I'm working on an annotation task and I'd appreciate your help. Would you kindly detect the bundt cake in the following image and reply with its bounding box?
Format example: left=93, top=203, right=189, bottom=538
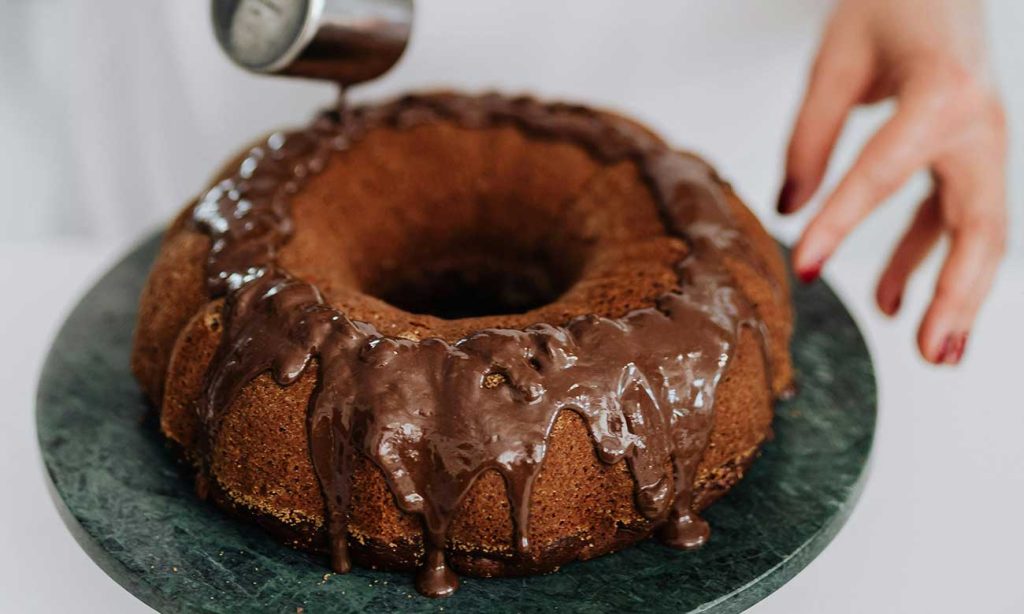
left=131, top=92, right=794, bottom=598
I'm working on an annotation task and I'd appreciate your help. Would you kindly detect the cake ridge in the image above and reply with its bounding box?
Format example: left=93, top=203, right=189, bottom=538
left=172, top=92, right=786, bottom=598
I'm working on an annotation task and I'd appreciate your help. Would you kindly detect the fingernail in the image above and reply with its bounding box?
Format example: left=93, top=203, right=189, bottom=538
left=937, top=332, right=969, bottom=365
left=885, top=292, right=902, bottom=316
left=950, top=332, right=969, bottom=364
left=797, top=258, right=824, bottom=284
left=936, top=335, right=954, bottom=364
left=776, top=179, right=798, bottom=214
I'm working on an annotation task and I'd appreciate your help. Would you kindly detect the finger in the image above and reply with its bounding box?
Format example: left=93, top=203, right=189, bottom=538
left=875, top=190, right=944, bottom=315
left=777, top=40, right=870, bottom=215
left=792, top=87, right=944, bottom=281
left=917, top=220, right=1004, bottom=364
left=917, top=152, right=1007, bottom=364
left=917, top=211, right=1006, bottom=366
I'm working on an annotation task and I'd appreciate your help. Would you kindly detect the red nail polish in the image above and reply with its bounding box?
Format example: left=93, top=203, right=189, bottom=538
left=936, top=335, right=954, bottom=364
left=776, top=179, right=798, bottom=214
left=949, top=332, right=969, bottom=364
left=889, top=293, right=902, bottom=315
left=937, top=332, right=969, bottom=365
left=797, top=260, right=823, bottom=284
left=882, top=292, right=902, bottom=316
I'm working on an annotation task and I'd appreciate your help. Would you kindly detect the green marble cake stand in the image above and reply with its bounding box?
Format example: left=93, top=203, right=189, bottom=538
left=37, top=234, right=876, bottom=614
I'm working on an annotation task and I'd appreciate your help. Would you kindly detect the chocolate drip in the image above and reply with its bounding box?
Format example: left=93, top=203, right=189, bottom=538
left=191, top=93, right=775, bottom=598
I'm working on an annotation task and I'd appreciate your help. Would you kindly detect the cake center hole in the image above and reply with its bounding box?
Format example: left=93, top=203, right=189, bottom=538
left=369, top=252, right=575, bottom=320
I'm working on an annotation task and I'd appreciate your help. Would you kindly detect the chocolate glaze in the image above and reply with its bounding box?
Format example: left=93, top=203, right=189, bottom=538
left=190, top=93, right=777, bottom=598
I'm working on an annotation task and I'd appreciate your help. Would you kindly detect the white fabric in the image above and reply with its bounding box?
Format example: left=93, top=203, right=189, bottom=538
left=3, top=1, right=1021, bottom=248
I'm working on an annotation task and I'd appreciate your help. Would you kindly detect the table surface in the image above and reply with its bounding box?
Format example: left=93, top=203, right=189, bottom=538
left=3, top=236, right=1023, bottom=614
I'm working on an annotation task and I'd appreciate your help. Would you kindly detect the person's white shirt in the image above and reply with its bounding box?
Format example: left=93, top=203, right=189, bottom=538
left=1, top=0, right=835, bottom=242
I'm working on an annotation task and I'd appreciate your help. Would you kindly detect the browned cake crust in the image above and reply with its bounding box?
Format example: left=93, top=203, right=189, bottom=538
left=131, top=93, right=793, bottom=579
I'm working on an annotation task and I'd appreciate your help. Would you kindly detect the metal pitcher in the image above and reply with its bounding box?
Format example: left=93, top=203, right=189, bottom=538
left=212, top=0, right=413, bottom=85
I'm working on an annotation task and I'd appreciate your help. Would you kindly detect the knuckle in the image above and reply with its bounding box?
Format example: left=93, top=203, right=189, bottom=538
left=816, top=59, right=864, bottom=91
left=810, top=45, right=867, bottom=94
left=985, top=97, right=1008, bottom=131
left=814, top=210, right=853, bottom=244
left=961, top=210, right=1007, bottom=242
left=982, top=98, right=1010, bottom=150
left=951, top=214, right=1008, bottom=270
left=856, top=160, right=901, bottom=203
left=912, top=56, right=989, bottom=122
left=937, top=59, right=977, bottom=92
left=934, top=277, right=966, bottom=307
left=982, top=221, right=1010, bottom=259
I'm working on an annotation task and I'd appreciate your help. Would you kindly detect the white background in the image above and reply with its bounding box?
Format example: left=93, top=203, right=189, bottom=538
left=1, top=1, right=1022, bottom=612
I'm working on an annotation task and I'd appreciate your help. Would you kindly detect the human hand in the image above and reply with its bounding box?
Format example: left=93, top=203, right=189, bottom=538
left=778, top=0, right=1007, bottom=365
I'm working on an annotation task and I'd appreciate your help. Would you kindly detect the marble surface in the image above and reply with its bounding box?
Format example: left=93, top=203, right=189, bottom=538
left=36, top=234, right=875, bottom=613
